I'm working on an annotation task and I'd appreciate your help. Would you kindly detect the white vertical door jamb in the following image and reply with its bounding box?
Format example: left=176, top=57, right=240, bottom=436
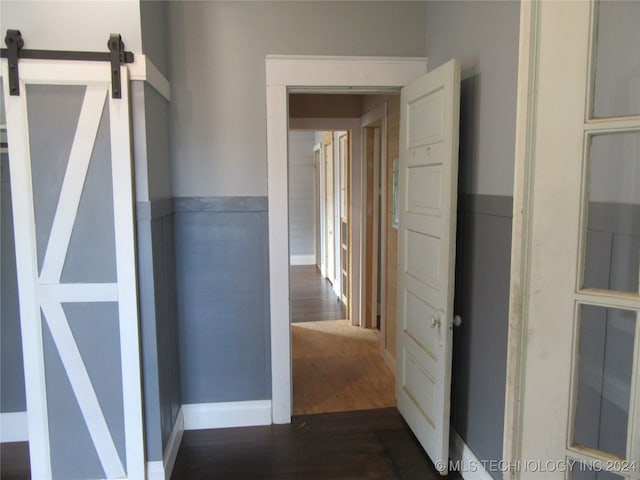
left=110, top=67, right=145, bottom=479
left=2, top=60, right=53, bottom=480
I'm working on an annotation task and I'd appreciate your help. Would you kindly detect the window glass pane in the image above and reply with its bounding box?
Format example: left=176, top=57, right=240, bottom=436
left=571, top=465, right=625, bottom=480
left=583, top=132, right=640, bottom=293
left=573, top=305, right=635, bottom=459
left=592, top=0, right=640, bottom=118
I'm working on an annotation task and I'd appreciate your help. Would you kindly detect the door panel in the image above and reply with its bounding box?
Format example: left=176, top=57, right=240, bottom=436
left=396, top=59, right=460, bottom=474
left=2, top=60, right=143, bottom=479
left=515, top=2, right=640, bottom=477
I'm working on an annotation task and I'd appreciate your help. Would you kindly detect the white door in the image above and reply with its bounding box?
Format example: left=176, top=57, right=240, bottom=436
left=2, top=60, right=144, bottom=479
left=512, top=2, right=640, bottom=477
left=396, top=58, right=460, bottom=475
left=323, top=132, right=336, bottom=283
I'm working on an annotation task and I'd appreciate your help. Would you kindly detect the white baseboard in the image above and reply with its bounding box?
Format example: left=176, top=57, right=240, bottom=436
left=147, top=406, right=184, bottom=480
left=449, top=429, right=493, bottom=480
left=182, top=400, right=272, bottom=431
left=0, top=411, right=28, bottom=442
left=290, top=254, right=316, bottom=266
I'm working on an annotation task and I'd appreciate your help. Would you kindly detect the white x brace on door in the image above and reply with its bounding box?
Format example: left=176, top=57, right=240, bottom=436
left=2, top=60, right=144, bottom=479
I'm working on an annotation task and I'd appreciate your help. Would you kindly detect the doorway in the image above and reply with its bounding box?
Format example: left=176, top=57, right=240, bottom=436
left=287, top=124, right=395, bottom=415
left=266, top=56, right=428, bottom=424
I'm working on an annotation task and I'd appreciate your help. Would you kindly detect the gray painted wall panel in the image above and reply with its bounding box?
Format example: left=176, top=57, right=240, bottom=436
left=452, top=195, right=512, bottom=474
left=65, top=302, right=126, bottom=465
left=288, top=131, right=315, bottom=257
left=144, top=83, right=173, bottom=201
left=0, top=155, right=26, bottom=413
left=168, top=1, right=429, bottom=197
left=136, top=199, right=181, bottom=461
left=42, top=317, right=106, bottom=480
left=175, top=198, right=271, bottom=403
left=426, top=0, right=520, bottom=197
left=25, top=85, right=84, bottom=273
left=140, top=0, right=170, bottom=78
left=136, top=212, right=164, bottom=460
left=62, top=95, right=117, bottom=284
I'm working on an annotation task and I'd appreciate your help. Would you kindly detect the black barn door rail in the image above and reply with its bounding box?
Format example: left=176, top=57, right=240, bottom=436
left=0, top=30, right=134, bottom=98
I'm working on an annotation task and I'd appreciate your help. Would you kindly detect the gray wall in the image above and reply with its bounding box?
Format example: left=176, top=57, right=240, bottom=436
left=136, top=200, right=181, bottom=461
left=135, top=79, right=181, bottom=461
left=288, top=131, right=316, bottom=258
left=167, top=0, right=429, bottom=197
left=140, top=0, right=170, bottom=79
left=426, top=0, right=520, bottom=473
left=167, top=1, right=430, bottom=408
left=426, top=0, right=520, bottom=197
left=1, top=152, right=26, bottom=414
left=452, top=195, right=512, bottom=472
left=174, top=198, right=271, bottom=403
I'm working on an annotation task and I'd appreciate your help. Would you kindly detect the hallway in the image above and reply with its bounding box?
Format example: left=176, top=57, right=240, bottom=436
left=290, top=265, right=395, bottom=415
left=290, top=265, right=346, bottom=323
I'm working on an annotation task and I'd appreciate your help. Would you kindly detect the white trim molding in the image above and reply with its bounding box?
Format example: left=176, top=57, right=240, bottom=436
left=266, top=56, right=427, bottom=424
left=182, top=400, right=272, bottom=431
left=449, top=429, right=493, bottom=480
left=0, top=411, right=28, bottom=443
left=502, top=2, right=540, bottom=477
left=290, top=254, right=316, bottom=266
left=128, top=55, right=171, bottom=102
left=146, top=407, right=184, bottom=480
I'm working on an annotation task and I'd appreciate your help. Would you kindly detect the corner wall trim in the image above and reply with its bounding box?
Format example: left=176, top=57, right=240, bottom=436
left=449, top=429, right=493, bottom=480
left=290, top=254, right=316, bottom=266
left=146, top=407, right=184, bottom=480
left=0, top=411, right=28, bottom=442
left=182, top=400, right=272, bottom=431
left=128, top=54, right=171, bottom=102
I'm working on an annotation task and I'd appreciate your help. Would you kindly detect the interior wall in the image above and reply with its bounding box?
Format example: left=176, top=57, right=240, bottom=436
left=0, top=0, right=143, bottom=53
left=425, top=0, right=520, bottom=474
left=288, top=131, right=316, bottom=261
left=168, top=0, right=428, bottom=198
left=140, top=0, right=170, bottom=78
left=168, top=1, right=429, bottom=410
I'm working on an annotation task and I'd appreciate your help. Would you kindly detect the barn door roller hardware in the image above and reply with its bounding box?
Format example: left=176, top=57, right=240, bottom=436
left=1, top=30, right=134, bottom=98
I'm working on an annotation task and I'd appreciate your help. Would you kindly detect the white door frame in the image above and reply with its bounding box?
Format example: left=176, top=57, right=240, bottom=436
left=502, top=2, right=538, bottom=468
left=504, top=2, right=640, bottom=472
left=360, top=103, right=389, bottom=338
left=266, top=55, right=428, bottom=423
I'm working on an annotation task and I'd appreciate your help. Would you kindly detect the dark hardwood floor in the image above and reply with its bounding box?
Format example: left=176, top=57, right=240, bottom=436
left=171, top=407, right=460, bottom=480
left=0, top=441, right=29, bottom=480
left=1, top=409, right=461, bottom=479
left=290, top=265, right=346, bottom=322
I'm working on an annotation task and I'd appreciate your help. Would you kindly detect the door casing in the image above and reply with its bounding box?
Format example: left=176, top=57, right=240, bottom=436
left=266, top=55, right=429, bottom=423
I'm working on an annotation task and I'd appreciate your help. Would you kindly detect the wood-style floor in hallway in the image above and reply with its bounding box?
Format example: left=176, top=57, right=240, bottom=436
left=290, top=264, right=395, bottom=415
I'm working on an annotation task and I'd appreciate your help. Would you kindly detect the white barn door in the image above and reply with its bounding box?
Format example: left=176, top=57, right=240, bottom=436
left=2, top=60, right=144, bottom=479
left=396, top=59, right=460, bottom=475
